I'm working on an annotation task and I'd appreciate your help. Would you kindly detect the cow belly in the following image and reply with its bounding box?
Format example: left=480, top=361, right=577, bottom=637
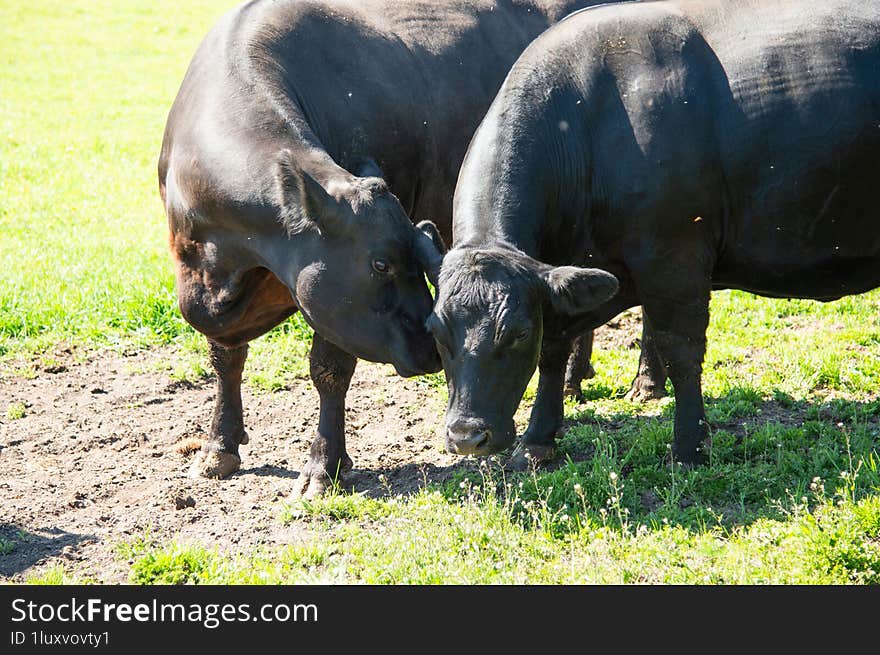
left=715, top=188, right=880, bottom=300
left=714, top=144, right=880, bottom=300
left=714, top=253, right=880, bottom=301
left=176, top=264, right=297, bottom=346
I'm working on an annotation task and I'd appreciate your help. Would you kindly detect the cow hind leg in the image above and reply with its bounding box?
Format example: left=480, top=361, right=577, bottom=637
left=189, top=341, right=249, bottom=479
left=563, top=330, right=595, bottom=400
left=625, top=317, right=669, bottom=402
left=291, top=333, right=356, bottom=500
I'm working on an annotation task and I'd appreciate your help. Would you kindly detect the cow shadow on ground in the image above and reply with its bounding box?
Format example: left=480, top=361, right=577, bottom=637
left=241, top=464, right=300, bottom=479
left=340, top=391, right=880, bottom=533
left=345, top=460, right=479, bottom=499
left=0, top=524, right=94, bottom=579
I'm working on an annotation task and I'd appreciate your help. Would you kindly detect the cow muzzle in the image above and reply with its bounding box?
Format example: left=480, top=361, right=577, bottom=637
left=392, top=312, right=441, bottom=376
left=446, top=418, right=495, bottom=456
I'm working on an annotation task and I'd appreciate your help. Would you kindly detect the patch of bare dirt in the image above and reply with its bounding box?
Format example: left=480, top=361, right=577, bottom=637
left=593, top=307, right=644, bottom=352
left=0, top=317, right=643, bottom=583
left=0, top=347, right=467, bottom=583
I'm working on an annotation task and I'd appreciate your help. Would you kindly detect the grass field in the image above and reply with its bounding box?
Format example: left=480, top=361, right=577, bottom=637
left=2, top=1, right=879, bottom=584
left=0, top=0, right=312, bottom=385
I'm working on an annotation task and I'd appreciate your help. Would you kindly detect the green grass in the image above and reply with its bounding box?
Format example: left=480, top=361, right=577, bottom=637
left=7, top=2, right=880, bottom=584
left=0, top=0, right=315, bottom=387
left=5, top=401, right=25, bottom=420
left=0, top=537, right=16, bottom=555
left=24, top=565, right=90, bottom=585
left=121, top=488, right=880, bottom=584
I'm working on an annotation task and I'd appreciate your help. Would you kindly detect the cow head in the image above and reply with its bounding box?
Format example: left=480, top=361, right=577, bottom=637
left=275, top=151, right=445, bottom=377
left=427, top=245, right=618, bottom=455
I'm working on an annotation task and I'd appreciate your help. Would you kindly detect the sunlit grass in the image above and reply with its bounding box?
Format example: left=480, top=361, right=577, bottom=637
left=122, top=487, right=880, bottom=584
left=24, top=564, right=90, bottom=585
left=5, top=401, right=25, bottom=420
left=0, top=0, right=319, bottom=389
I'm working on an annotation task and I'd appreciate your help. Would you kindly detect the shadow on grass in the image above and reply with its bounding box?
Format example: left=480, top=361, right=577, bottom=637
left=550, top=391, right=878, bottom=532
left=0, top=524, right=94, bottom=578
left=345, top=390, right=880, bottom=534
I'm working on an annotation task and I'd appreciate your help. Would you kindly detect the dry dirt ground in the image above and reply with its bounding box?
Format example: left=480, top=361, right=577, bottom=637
left=0, top=311, right=643, bottom=583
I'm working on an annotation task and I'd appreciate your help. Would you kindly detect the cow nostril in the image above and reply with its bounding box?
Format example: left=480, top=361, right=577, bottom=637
left=447, top=426, right=493, bottom=454
left=474, top=430, right=490, bottom=450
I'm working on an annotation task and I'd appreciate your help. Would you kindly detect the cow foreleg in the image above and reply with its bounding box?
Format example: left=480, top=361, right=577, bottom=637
left=624, top=317, right=669, bottom=402
left=563, top=330, right=595, bottom=400
left=291, top=333, right=356, bottom=499
left=641, top=293, right=709, bottom=466
left=189, top=340, right=249, bottom=479
left=508, top=336, right=572, bottom=470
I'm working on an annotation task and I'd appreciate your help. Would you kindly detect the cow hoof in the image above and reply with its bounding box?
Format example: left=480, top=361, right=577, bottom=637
left=507, top=443, right=557, bottom=472
left=290, top=473, right=332, bottom=500
left=624, top=381, right=666, bottom=403
left=672, top=447, right=706, bottom=468
left=563, top=384, right=585, bottom=402
left=290, top=454, right=353, bottom=500
left=187, top=450, right=241, bottom=479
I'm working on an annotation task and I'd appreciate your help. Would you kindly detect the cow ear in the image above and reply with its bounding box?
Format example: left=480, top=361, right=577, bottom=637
left=414, top=220, right=445, bottom=288
left=275, top=151, right=353, bottom=236
left=541, top=266, right=618, bottom=316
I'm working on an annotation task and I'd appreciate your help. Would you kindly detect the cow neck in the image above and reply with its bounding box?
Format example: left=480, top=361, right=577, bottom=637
left=452, top=90, right=590, bottom=265
left=453, top=154, right=547, bottom=259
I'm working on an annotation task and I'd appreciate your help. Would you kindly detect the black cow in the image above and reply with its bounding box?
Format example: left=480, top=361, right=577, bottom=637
left=429, top=0, right=880, bottom=466
left=158, top=0, right=606, bottom=497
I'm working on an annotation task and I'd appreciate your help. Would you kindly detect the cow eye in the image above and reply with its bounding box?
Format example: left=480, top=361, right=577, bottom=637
left=515, top=328, right=530, bottom=343
left=372, top=259, right=390, bottom=274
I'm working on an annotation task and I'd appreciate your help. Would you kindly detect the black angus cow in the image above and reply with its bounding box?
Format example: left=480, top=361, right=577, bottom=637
left=428, top=0, right=880, bottom=466
left=158, top=0, right=609, bottom=497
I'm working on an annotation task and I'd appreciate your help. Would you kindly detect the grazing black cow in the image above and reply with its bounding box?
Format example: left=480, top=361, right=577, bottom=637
left=158, top=0, right=607, bottom=497
left=428, top=0, right=880, bottom=466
